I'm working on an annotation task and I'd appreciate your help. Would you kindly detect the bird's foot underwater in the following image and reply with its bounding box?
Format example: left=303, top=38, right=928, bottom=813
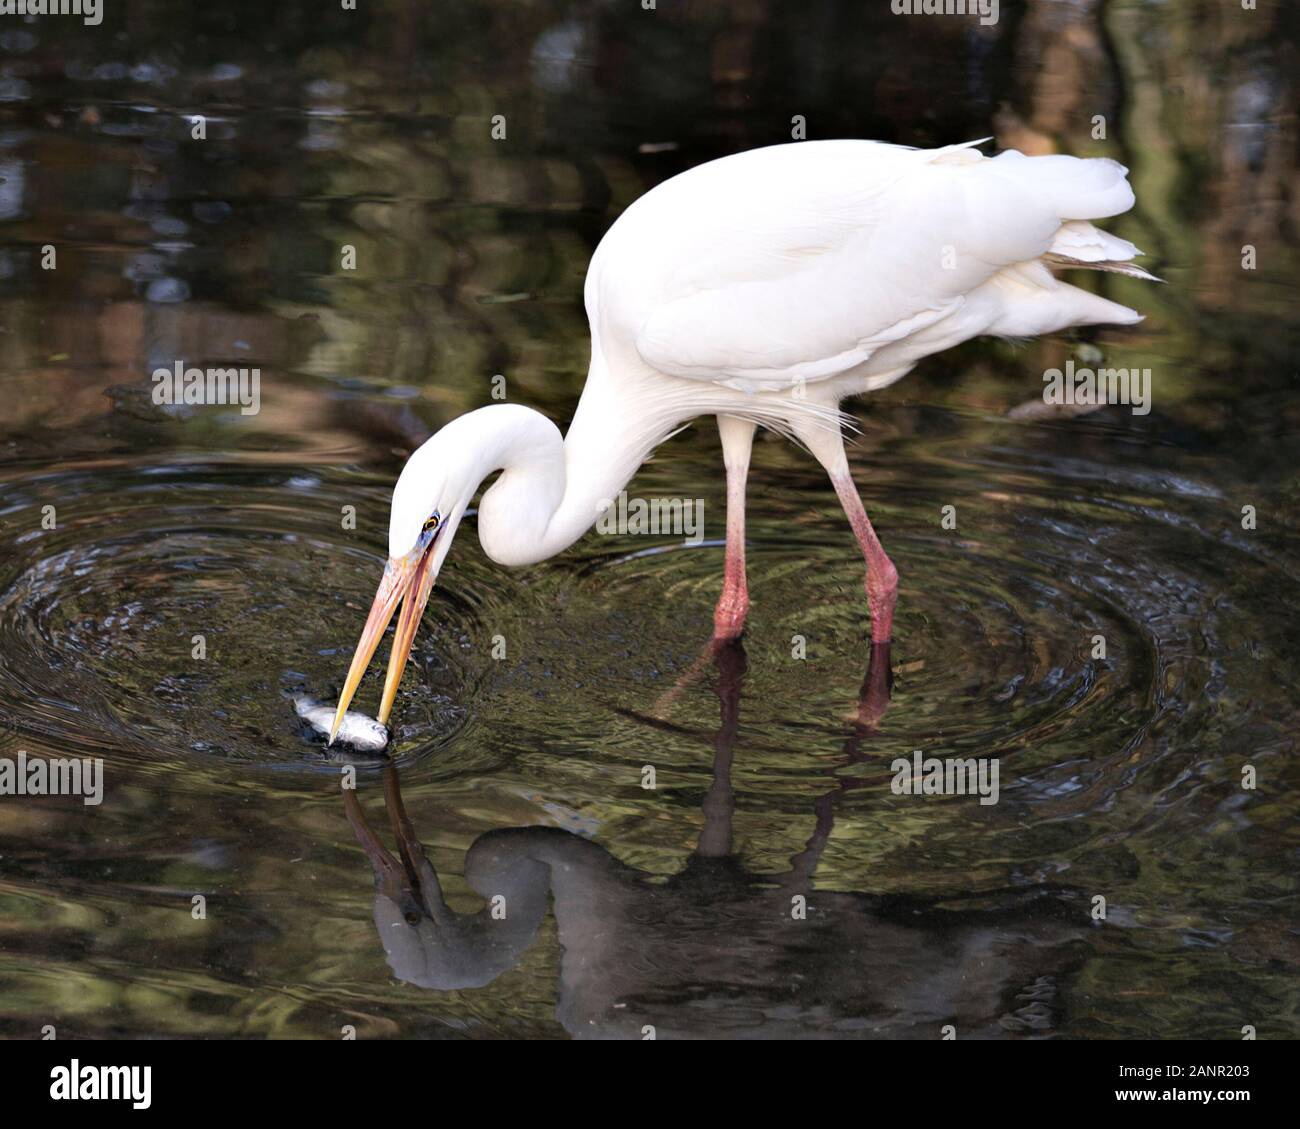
left=844, top=642, right=893, bottom=732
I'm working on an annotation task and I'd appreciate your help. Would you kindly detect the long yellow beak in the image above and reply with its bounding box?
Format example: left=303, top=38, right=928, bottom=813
left=329, top=545, right=438, bottom=743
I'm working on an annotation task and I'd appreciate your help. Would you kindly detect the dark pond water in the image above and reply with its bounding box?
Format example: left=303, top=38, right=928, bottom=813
left=0, top=1, right=1297, bottom=1038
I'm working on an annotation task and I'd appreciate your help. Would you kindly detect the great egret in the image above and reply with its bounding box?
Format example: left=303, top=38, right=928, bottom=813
left=330, top=138, right=1154, bottom=740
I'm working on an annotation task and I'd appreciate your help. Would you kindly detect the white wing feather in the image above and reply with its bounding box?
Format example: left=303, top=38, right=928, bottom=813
left=594, top=140, right=1146, bottom=395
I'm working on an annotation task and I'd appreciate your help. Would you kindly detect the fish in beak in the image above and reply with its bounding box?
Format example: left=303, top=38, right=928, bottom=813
left=329, top=535, right=440, bottom=744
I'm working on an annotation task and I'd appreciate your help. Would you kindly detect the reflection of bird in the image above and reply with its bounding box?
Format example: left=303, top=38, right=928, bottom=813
left=332, top=139, right=1154, bottom=736
left=342, top=645, right=1083, bottom=1038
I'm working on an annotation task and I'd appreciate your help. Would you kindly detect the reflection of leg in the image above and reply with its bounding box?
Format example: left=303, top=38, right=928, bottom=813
left=823, top=644, right=896, bottom=800
left=783, top=791, right=834, bottom=894
left=852, top=642, right=893, bottom=735
left=698, top=640, right=746, bottom=858
left=650, top=642, right=716, bottom=719
left=785, top=644, right=894, bottom=888
left=713, top=415, right=756, bottom=641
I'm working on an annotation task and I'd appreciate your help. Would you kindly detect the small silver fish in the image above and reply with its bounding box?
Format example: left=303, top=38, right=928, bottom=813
left=293, top=694, right=390, bottom=753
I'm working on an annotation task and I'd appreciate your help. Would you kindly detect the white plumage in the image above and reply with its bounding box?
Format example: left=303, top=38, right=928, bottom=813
left=330, top=138, right=1154, bottom=738
left=605, top=139, right=1144, bottom=395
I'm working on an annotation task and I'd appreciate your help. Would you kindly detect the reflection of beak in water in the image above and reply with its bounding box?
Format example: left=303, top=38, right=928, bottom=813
left=343, top=766, right=555, bottom=991
left=343, top=642, right=1084, bottom=1037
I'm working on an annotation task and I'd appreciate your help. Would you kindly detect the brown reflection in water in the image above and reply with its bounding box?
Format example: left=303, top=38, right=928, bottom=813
left=1, top=0, right=1294, bottom=445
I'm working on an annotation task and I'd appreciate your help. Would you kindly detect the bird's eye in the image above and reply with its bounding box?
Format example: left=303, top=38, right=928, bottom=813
left=422, top=514, right=440, bottom=534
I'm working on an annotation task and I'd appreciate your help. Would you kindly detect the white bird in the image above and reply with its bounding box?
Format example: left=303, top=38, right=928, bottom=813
left=329, top=138, right=1154, bottom=740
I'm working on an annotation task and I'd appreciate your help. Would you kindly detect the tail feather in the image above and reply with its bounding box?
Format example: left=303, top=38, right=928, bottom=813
left=985, top=150, right=1136, bottom=220
left=944, top=147, right=1154, bottom=285
left=983, top=261, right=1144, bottom=337
left=1043, top=253, right=1162, bottom=282
left=1045, top=219, right=1162, bottom=281
left=972, top=151, right=1157, bottom=333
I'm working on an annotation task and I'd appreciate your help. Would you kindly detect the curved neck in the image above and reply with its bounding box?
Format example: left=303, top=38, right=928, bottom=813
left=472, top=366, right=681, bottom=567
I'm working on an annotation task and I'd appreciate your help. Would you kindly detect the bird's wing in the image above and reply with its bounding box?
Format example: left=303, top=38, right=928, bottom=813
left=624, top=139, right=1127, bottom=393
left=638, top=289, right=962, bottom=392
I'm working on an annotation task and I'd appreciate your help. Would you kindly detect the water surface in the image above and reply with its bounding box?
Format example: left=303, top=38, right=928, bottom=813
left=0, top=0, right=1297, bottom=1038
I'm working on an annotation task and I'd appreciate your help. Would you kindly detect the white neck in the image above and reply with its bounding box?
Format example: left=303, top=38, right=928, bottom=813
left=464, top=371, right=679, bottom=568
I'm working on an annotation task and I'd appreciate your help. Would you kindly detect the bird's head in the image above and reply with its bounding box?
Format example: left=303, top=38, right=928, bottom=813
left=329, top=403, right=565, bottom=742
left=328, top=442, right=470, bottom=743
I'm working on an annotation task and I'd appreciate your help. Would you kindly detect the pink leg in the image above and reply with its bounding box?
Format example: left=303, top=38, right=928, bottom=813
left=829, top=471, right=898, bottom=644
left=714, top=468, right=749, bottom=639
left=713, top=416, right=755, bottom=641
